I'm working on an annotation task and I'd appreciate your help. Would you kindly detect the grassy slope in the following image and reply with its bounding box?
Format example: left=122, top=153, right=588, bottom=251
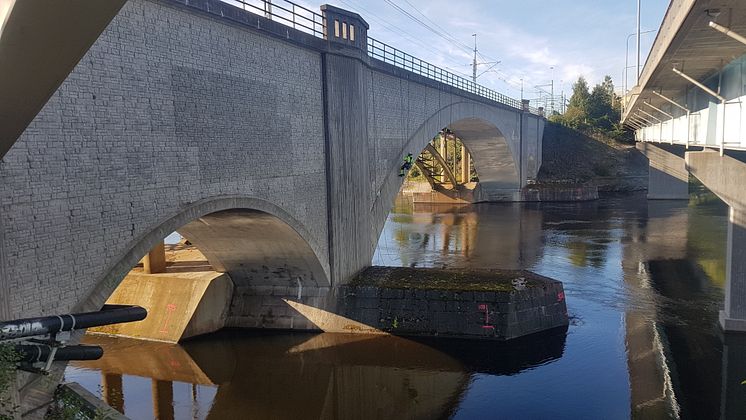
left=538, top=123, right=648, bottom=192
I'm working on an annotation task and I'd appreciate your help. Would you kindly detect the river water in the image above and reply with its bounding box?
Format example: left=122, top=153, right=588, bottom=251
left=65, top=193, right=742, bottom=419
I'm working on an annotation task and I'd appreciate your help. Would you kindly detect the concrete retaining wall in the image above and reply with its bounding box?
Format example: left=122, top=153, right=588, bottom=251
left=522, top=185, right=599, bottom=202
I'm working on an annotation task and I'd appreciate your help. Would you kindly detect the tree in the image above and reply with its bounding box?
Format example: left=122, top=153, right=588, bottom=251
left=600, top=75, right=614, bottom=97
left=564, top=76, right=591, bottom=127
left=588, top=85, right=614, bottom=129
left=550, top=74, right=632, bottom=142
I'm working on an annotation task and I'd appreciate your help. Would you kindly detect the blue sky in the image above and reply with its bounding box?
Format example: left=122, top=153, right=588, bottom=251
left=300, top=0, right=670, bottom=102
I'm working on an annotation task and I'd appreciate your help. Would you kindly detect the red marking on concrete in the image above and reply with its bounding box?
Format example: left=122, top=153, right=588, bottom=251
left=159, top=303, right=177, bottom=334
left=557, top=292, right=565, bottom=302
left=479, top=303, right=493, bottom=329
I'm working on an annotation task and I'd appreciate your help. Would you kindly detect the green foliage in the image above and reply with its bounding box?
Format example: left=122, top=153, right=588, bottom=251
left=45, top=386, right=108, bottom=420
left=552, top=75, right=632, bottom=143
left=568, top=76, right=590, bottom=114
left=0, top=344, right=20, bottom=420
left=0, top=345, right=18, bottom=394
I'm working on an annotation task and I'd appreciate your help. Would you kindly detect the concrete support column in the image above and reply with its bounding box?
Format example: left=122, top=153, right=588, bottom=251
left=636, top=142, right=689, bottom=199
left=143, top=241, right=166, bottom=274
left=721, top=334, right=746, bottom=417
left=461, top=146, right=470, bottom=183
left=721, top=207, right=746, bottom=331
left=102, top=373, right=124, bottom=414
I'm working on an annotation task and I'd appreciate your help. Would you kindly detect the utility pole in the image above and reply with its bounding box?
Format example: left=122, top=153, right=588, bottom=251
left=520, top=78, right=524, bottom=101
left=472, top=34, right=478, bottom=83
left=470, top=33, right=501, bottom=84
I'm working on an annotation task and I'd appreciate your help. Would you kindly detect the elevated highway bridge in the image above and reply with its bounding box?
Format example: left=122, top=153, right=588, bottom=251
left=623, top=0, right=746, bottom=331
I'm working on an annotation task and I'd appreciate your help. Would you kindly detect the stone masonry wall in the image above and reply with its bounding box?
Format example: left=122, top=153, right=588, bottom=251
left=0, top=0, right=327, bottom=318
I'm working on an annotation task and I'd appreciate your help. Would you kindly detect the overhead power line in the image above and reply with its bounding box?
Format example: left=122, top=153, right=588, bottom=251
left=382, top=0, right=473, bottom=56
left=336, top=0, right=474, bottom=78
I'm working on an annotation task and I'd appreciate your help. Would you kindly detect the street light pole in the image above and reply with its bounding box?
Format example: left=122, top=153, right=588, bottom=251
left=550, top=66, right=555, bottom=114
left=625, top=29, right=656, bottom=93
left=636, top=0, right=641, bottom=80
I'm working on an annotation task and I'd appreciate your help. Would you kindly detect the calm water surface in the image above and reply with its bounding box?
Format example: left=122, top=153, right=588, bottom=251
left=67, top=193, right=746, bottom=419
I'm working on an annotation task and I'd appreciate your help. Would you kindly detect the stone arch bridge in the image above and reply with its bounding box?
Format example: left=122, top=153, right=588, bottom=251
left=0, top=0, right=544, bottom=328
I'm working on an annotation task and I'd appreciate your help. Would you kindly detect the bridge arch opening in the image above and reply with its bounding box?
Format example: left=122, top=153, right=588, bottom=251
left=395, top=116, right=520, bottom=205
left=374, top=115, right=521, bottom=265
left=77, top=197, right=329, bottom=342
left=405, top=128, right=479, bottom=203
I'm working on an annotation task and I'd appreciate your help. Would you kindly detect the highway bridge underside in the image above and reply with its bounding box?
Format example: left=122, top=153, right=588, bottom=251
left=641, top=142, right=746, bottom=331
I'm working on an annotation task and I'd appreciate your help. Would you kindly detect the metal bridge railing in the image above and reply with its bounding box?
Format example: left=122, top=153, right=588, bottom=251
left=368, top=37, right=538, bottom=114
left=219, top=0, right=538, bottom=115
left=222, top=0, right=326, bottom=38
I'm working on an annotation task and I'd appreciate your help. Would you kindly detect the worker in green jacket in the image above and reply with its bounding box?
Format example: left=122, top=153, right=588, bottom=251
left=399, top=153, right=414, bottom=177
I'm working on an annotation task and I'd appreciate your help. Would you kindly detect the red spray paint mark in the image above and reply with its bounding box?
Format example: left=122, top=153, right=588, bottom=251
left=478, top=303, right=494, bottom=329
left=159, top=303, right=177, bottom=334
left=557, top=292, right=565, bottom=302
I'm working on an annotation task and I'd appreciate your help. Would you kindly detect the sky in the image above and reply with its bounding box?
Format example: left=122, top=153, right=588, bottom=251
left=294, top=0, right=670, bottom=105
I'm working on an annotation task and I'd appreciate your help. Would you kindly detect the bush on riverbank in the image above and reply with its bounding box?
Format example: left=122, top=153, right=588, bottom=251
left=0, top=344, right=19, bottom=419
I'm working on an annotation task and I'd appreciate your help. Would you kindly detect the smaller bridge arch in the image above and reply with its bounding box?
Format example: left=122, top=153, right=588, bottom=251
left=75, top=195, right=330, bottom=314
left=373, top=102, right=527, bottom=241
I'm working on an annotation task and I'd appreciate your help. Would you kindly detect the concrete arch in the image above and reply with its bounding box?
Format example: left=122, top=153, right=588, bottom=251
left=75, top=195, right=330, bottom=313
left=450, top=118, right=520, bottom=192
left=371, top=101, right=523, bottom=242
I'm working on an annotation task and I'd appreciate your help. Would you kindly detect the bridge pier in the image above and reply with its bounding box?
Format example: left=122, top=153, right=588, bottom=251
left=722, top=208, right=746, bottom=331
left=142, top=241, right=166, bottom=274
left=636, top=142, right=689, bottom=200
left=687, top=150, right=746, bottom=331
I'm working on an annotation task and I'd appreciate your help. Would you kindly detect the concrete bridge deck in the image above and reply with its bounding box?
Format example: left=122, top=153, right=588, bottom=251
left=626, top=0, right=746, bottom=332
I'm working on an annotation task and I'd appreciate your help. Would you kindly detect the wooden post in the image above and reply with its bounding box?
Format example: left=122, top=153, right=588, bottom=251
left=152, top=380, right=174, bottom=420
left=143, top=241, right=166, bottom=274
left=102, top=373, right=124, bottom=413
left=461, top=145, right=470, bottom=183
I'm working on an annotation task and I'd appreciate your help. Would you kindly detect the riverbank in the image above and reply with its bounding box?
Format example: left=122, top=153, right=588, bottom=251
left=537, top=123, right=648, bottom=193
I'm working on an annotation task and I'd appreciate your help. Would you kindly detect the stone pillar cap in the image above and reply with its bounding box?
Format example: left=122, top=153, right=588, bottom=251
left=320, top=4, right=369, bottom=29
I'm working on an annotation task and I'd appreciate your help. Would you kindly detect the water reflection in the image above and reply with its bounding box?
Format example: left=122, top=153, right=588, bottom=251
left=65, top=192, right=740, bottom=419
left=375, top=193, right=734, bottom=419
left=67, top=329, right=567, bottom=420
left=375, top=197, right=544, bottom=269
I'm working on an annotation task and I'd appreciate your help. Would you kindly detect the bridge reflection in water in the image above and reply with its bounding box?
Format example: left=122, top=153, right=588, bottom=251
left=372, top=193, right=746, bottom=418
left=66, top=329, right=566, bottom=419
left=65, top=193, right=746, bottom=418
